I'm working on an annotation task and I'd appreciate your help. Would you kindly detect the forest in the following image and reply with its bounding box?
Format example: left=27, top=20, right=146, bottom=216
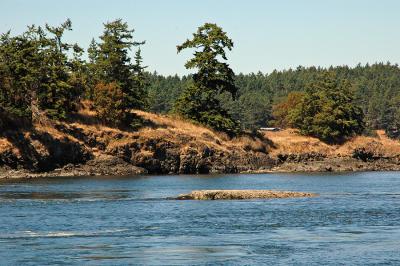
left=1, top=19, right=400, bottom=143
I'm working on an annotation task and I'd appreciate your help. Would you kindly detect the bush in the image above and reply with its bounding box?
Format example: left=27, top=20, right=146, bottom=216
left=93, top=82, right=128, bottom=127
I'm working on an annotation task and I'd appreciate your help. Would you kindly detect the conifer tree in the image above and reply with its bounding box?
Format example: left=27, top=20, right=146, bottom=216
left=131, top=48, right=148, bottom=109
left=290, top=71, right=364, bottom=142
left=0, top=19, right=83, bottom=123
left=174, top=23, right=240, bottom=136
left=90, top=19, right=147, bottom=110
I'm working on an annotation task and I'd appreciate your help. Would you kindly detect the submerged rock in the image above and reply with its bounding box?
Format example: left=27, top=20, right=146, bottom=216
left=175, top=190, right=317, bottom=200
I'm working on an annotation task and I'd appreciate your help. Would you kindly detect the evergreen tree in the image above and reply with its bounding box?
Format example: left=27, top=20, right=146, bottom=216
left=131, top=48, right=149, bottom=109
left=290, top=71, right=364, bottom=143
left=0, top=30, right=36, bottom=120
left=86, top=38, right=99, bottom=99
left=384, top=96, right=400, bottom=139
left=40, top=19, right=81, bottom=119
left=90, top=19, right=147, bottom=110
left=0, top=20, right=83, bottom=123
left=174, top=23, right=240, bottom=136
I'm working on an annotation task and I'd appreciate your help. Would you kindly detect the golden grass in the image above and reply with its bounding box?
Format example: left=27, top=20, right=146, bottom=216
left=263, top=129, right=332, bottom=155
left=2, top=100, right=399, bottom=160
left=264, top=128, right=400, bottom=157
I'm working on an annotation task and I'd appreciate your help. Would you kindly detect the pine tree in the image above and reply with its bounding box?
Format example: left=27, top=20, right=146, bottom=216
left=40, top=19, right=81, bottom=119
left=0, top=20, right=83, bottom=123
left=290, top=71, right=364, bottom=143
left=174, top=23, right=240, bottom=136
left=130, top=48, right=148, bottom=110
left=91, top=19, right=147, bottom=110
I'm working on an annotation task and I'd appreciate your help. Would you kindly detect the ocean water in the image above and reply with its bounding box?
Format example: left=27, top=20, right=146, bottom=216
left=0, top=172, right=400, bottom=265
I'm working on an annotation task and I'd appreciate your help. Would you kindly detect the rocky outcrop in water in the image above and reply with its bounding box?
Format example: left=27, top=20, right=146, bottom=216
left=175, top=190, right=317, bottom=200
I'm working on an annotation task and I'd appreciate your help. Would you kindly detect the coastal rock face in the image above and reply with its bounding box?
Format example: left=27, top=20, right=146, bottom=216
left=0, top=129, right=92, bottom=172
left=0, top=111, right=274, bottom=178
left=107, top=138, right=273, bottom=175
left=175, top=190, right=317, bottom=200
left=2, top=111, right=400, bottom=179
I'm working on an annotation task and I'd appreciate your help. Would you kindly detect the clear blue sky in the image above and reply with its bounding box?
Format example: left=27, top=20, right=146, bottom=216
left=1, top=0, right=399, bottom=75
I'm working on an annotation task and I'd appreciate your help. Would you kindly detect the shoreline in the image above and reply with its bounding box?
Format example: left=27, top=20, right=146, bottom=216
left=2, top=113, right=400, bottom=180
left=2, top=156, right=400, bottom=179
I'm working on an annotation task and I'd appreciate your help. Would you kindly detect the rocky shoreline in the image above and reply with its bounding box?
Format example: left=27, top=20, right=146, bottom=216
left=1, top=112, right=400, bottom=180
left=1, top=154, right=400, bottom=179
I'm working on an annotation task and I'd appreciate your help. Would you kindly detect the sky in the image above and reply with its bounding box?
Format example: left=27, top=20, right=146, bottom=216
left=1, top=0, right=399, bottom=76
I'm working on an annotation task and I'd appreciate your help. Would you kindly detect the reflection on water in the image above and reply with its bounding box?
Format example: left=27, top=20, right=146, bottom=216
left=1, top=172, right=400, bottom=265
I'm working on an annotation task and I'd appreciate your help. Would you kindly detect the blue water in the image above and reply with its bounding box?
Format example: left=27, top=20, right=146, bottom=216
left=0, top=172, right=400, bottom=265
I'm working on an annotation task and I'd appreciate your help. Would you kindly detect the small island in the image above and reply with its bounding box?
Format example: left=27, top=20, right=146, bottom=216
left=175, top=190, right=318, bottom=200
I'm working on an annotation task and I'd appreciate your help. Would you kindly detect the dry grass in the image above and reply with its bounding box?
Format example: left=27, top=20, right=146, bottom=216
left=133, top=110, right=232, bottom=150
left=264, top=128, right=400, bottom=157
left=3, top=101, right=399, bottom=161
left=263, top=129, right=332, bottom=155
left=335, top=130, right=400, bottom=157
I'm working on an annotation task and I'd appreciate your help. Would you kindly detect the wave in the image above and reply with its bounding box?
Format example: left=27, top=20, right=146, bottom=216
left=0, top=229, right=129, bottom=239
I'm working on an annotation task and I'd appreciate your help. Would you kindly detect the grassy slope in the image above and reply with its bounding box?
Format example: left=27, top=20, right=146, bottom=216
left=0, top=106, right=271, bottom=174
left=264, top=129, right=400, bottom=158
left=1, top=105, right=399, bottom=175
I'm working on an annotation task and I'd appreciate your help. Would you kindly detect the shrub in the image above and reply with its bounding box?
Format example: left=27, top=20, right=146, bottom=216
left=93, top=82, right=128, bottom=127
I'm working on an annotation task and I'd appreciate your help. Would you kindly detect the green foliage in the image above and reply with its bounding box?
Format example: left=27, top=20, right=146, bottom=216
left=272, top=91, right=305, bottom=128
left=0, top=30, right=34, bottom=119
left=384, top=96, right=400, bottom=139
left=88, top=19, right=148, bottom=110
left=93, top=82, right=128, bottom=126
left=148, top=63, right=400, bottom=137
left=174, top=23, right=240, bottom=136
left=0, top=19, right=83, bottom=122
left=174, top=83, right=240, bottom=135
left=234, top=92, right=271, bottom=130
left=147, top=73, right=189, bottom=114
left=290, top=72, right=364, bottom=143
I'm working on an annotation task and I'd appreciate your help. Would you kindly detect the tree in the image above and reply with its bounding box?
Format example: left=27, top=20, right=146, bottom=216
left=90, top=19, right=147, bottom=110
left=130, top=48, right=149, bottom=110
left=290, top=71, right=364, bottom=143
left=236, top=92, right=272, bottom=130
left=93, top=82, right=128, bottom=126
left=272, top=91, right=305, bottom=128
left=174, top=23, right=240, bottom=136
left=40, top=19, right=82, bottom=119
left=0, top=19, right=83, bottom=123
left=384, top=96, right=400, bottom=139
left=0, top=30, right=34, bottom=120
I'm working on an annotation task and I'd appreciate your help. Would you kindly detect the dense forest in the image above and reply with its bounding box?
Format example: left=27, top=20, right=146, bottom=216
left=1, top=19, right=400, bottom=143
left=148, top=63, right=400, bottom=136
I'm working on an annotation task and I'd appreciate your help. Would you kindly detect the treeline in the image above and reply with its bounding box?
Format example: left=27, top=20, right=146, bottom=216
left=0, top=19, right=147, bottom=129
left=1, top=19, right=399, bottom=143
left=148, top=63, right=400, bottom=140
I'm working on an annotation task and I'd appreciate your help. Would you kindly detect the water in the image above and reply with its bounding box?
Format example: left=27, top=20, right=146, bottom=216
left=0, top=172, right=400, bottom=265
